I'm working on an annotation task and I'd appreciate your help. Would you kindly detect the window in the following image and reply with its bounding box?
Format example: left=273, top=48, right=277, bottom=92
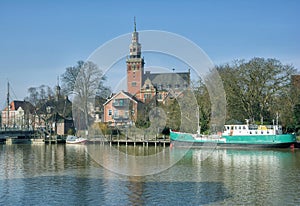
left=158, top=94, right=162, bottom=100
left=108, top=110, right=112, bottom=116
left=144, top=94, right=151, bottom=99
left=114, top=110, right=118, bottom=118
left=132, top=82, right=137, bottom=87
left=125, top=111, right=129, bottom=118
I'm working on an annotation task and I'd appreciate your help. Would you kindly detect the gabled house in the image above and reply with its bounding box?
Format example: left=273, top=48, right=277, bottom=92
left=1, top=100, right=34, bottom=129
left=103, top=91, right=142, bottom=126
left=34, top=84, right=75, bottom=135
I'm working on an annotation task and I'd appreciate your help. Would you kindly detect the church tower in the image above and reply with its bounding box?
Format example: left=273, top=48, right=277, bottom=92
left=126, top=17, right=145, bottom=96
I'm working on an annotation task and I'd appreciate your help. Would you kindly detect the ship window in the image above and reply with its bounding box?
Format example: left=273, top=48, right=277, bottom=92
left=261, top=131, right=263, bottom=134
left=267, top=131, right=269, bottom=134
left=243, top=126, right=246, bottom=129
left=239, top=126, right=241, bottom=130
left=227, top=126, right=230, bottom=130
left=255, top=131, right=258, bottom=134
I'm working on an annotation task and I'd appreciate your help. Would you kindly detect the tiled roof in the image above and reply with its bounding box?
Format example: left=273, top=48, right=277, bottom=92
left=4, top=100, right=34, bottom=112
left=143, top=71, right=190, bottom=90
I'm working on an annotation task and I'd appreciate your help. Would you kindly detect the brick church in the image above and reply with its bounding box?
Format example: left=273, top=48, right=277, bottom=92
left=103, top=20, right=190, bottom=126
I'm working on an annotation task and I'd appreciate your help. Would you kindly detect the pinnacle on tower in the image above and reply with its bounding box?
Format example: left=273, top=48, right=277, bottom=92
left=134, top=16, right=136, bottom=32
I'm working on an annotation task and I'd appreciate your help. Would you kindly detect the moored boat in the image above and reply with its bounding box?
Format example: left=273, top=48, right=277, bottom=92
left=66, top=135, right=88, bottom=144
left=170, top=121, right=296, bottom=148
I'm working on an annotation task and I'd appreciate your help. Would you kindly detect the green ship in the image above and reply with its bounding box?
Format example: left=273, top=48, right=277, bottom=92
left=170, top=121, right=296, bottom=148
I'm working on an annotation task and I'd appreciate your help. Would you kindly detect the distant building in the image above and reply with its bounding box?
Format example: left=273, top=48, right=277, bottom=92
left=126, top=19, right=190, bottom=102
left=35, top=82, right=75, bottom=135
left=103, top=19, right=191, bottom=125
left=1, top=100, right=34, bottom=129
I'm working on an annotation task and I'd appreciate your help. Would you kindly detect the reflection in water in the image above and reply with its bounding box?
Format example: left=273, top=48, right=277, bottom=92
left=87, top=144, right=188, bottom=176
left=0, top=144, right=300, bottom=205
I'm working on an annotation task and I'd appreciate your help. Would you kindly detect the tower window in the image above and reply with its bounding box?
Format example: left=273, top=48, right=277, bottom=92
left=132, top=82, right=137, bottom=87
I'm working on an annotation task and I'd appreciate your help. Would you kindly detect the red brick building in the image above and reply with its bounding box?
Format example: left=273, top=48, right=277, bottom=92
left=103, top=91, right=141, bottom=126
left=103, top=19, right=190, bottom=125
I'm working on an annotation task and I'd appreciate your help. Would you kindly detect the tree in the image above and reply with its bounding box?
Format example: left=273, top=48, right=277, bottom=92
left=61, top=61, right=84, bottom=95
left=25, top=85, right=54, bottom=106
left=63, top=61, right=110, bottom=132
left=218, top=58, right=296, bottom=126
left=192, top=79, right=211, bottom=133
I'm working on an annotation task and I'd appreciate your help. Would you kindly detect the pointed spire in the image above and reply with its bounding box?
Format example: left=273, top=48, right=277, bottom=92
left=134, top=16, right=136, bottom=32
left=56, top=76, right=61, bottom=101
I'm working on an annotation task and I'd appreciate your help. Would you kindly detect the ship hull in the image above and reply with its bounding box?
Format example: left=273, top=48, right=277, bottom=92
left=170, top=131, right=296, bottom=149
left=171, top=140, right=295, bottom=149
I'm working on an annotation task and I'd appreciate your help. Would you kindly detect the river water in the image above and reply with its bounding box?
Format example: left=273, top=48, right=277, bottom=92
left=0, top=143, right=300, bottom=205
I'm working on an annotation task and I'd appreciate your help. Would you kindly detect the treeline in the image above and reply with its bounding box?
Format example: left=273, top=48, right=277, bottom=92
left=194, top=57, right=298, bottom=133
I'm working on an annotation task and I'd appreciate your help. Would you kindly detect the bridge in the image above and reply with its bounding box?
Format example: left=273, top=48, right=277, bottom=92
left=0, top=128, right=35, bottom=139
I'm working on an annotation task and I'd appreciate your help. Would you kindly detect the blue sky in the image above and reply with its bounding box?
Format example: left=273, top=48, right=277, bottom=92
left=0, top=0, right=299, bottom=107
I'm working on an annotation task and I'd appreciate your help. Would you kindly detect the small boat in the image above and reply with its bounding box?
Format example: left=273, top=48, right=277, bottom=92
left=66, top=135, right=88, bottom=144
left=170, top=120, right=296, bottom=148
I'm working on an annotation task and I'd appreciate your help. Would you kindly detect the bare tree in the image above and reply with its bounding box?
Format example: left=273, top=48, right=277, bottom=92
left=67, top=61, right=108, bottom=132
left=61, top=61, right=85, bottom=95
left=25, top=85, right=53, bottom=106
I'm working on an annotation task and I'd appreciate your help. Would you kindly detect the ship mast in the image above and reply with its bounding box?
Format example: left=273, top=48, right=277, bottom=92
left=7, top=81, right=9, bottom=128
